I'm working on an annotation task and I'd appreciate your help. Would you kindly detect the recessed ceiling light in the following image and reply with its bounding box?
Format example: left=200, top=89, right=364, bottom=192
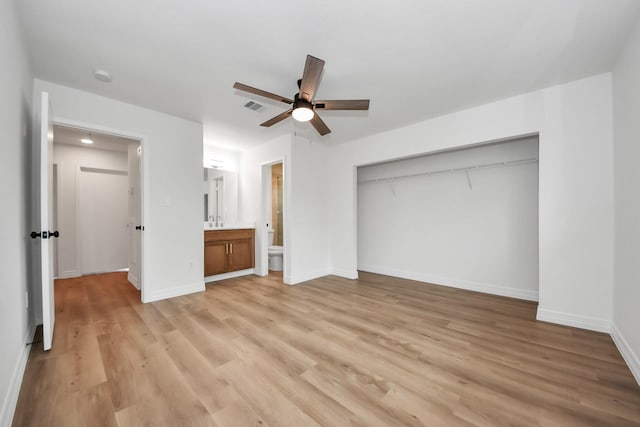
left=93, top=69, right=112, bottom=83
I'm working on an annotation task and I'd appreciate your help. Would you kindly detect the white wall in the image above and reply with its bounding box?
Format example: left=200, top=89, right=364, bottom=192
left=357, top=137, right=539, bottom=301
left=53, top=144, right=129, bottom=277
left=35, top=80, right=204, bottom=303
left=289, top=137, right=331, bottom=283
left=0, top=2, right=35, bottom=425
left=612, top=17, right=640, bottom=384
left=329, top=73, right=614, bottom=332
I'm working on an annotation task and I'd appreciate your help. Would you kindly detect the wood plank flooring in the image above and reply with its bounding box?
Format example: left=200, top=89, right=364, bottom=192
left=13, top=271, right=640, bottom=426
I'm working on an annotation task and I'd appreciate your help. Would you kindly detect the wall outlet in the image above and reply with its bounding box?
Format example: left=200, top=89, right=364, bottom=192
left=188, top=260, right=193, bottom=270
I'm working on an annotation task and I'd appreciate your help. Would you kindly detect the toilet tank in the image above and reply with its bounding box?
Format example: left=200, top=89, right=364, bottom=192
left=268, top=228, right=274, bottom=246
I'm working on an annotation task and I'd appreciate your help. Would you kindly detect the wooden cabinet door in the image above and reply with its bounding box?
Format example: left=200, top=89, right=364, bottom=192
left=227, top=239, right=253, bottom=272
left=204, top=241, right=228, bottom=276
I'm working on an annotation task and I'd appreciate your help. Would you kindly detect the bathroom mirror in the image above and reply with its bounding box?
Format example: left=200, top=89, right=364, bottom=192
left=204, top=168, right=238, bottom=226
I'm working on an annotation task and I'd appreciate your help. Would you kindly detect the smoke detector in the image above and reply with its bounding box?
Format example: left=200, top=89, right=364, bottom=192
left=93, top=69, right=112, bottom=83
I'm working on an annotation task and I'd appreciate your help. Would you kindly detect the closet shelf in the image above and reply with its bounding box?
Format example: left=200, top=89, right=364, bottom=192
left=358, top=157, right=538, bottom=185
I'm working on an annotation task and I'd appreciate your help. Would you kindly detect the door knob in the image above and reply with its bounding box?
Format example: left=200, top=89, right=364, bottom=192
left=30, top=230, right=59, bottom=239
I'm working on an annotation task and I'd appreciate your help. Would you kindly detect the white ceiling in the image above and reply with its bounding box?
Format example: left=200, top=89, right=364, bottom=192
left=17, top=0, right=640, bottom=150
left=53, top=124, right=138, bottom=152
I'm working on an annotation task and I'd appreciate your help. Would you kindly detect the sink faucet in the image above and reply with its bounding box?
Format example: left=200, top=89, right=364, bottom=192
left=207, top=215, right=223, bottom=227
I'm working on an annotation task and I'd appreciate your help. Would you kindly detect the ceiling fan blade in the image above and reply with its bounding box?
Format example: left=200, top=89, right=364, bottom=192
left=299, top=55, right=325, bottom=102
left=233, top=82, right=293, bottom=104
left=309, top=113, right=331, bottom=136
left=314, top=99, right=370, bottom=110
left=260, top=109, right=293, bottom=127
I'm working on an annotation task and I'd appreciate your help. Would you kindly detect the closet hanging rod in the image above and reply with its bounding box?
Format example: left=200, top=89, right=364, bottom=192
left=358, top=157, right=538, bottom=185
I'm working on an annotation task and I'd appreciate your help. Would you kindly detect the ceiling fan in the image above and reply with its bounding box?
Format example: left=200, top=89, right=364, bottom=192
left=233, top=55, right=370, bottom=136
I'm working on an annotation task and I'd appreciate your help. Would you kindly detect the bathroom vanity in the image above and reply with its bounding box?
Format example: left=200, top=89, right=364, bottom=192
left=203, top=166, right=256, bottom=281
left=204, top=228, right=254, bottom=277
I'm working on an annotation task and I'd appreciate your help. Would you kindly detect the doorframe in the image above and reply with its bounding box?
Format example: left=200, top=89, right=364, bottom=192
left=259, top=158, right=288, bottom=281
left=51, top=117, right=148, bottom=301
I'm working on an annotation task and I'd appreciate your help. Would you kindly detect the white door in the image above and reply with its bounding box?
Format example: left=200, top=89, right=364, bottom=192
left=127, top=144, right=142, bottom=288
left=78, top=168, right=129, bottom=274
left=39, top=92, right=56, bottom=351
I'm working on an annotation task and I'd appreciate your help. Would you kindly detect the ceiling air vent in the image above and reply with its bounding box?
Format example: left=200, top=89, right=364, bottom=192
left=243, top=101, right=265, bottom=112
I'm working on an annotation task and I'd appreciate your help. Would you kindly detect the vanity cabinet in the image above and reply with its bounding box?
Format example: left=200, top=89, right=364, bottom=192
left=204, top=229, right=254, bottom=276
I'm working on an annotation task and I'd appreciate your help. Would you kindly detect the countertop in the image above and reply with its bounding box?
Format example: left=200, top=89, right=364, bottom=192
left=204, top=223, right=255, bottom=231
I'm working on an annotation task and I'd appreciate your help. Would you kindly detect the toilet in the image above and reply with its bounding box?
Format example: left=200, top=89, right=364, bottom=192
left=267, top=229, right=283, bottom=271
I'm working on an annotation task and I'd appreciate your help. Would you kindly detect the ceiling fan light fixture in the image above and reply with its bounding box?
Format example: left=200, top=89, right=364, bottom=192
left=292, top=99, right=314, bottom=122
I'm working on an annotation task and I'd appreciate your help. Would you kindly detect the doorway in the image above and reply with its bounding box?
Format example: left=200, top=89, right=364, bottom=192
left=260, top=160, right=286, bottom=282
left=52, top=124, right=144, bottom=292
left=356, top=135, right=539, bottom=301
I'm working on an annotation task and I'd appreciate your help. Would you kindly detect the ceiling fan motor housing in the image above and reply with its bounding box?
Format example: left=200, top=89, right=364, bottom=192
left=293, top=93, right=313, bottom=110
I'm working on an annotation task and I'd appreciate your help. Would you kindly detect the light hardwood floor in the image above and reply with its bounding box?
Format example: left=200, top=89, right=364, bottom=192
left=13, top=271, right=640, bottom=426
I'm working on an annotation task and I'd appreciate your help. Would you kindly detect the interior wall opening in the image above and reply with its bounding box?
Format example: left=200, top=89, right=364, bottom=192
left=262, top=161, right=285, bottom=282
left=356, top=135, right=540, bottom=301
left=52, top=124, right=143, bottom=293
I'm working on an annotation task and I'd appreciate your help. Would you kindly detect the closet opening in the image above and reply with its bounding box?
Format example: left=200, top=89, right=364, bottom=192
left=356, top=135, right=539, bottom=301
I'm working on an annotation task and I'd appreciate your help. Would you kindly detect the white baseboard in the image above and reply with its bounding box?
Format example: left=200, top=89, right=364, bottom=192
left=536, top=307, right=611, bottom=333
left=331, top=268, right=359, bottom=280
left=204, top=269, right=254, bottom=283
left=56, top=270, right=80, bottom=279
left=0, top=325, right=35, bottom=427
left=287, top=268, right=332, bottom=285
left=358, top=264, right=539, bottom=302
left=611, top=322, right=640, bottom=386
left=143, top=281, right=205, bottom=303
left=127, top=272, right=140, bottom=290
